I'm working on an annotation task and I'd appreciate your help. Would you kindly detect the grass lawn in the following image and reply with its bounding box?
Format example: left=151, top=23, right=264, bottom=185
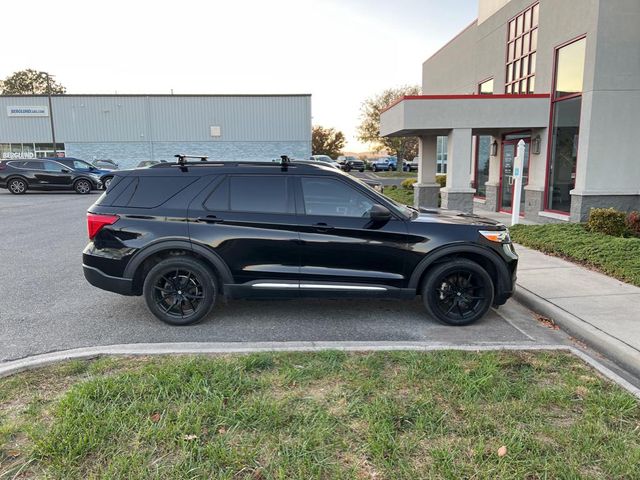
left=372, top=171, right=417, bottom=179
left=384, top=187, right=414, bottom=206
left=510, top=223, right=640, bottom=287
left=1, top=351, right=639, bottom=479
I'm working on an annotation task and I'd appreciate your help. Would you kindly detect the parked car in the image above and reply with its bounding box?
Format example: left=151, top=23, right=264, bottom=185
left=92, top=159, right=119, bottom=170
left=309, top=155, right=342, bottom=170
left=337, top=156, right=366, bottom=172
left=370, top=158, right=392, bottom=172
left=0, top=158, right=102, bottom=194
left=54, top=157, right=112, bottom=178
left=83, top=157, right=517, bottom=327
left=137, top=160, right=168, bottom=168
left=403, top=158, right=419, bottom=172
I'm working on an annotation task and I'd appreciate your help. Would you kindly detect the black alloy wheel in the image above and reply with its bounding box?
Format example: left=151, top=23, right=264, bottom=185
left=8, top=178, right=27, bottom=194
left=143, top=257, right=217, bottom=325
left=74, top=179, right=92, bottom=194
left=423, top=259, right=494, bottom=326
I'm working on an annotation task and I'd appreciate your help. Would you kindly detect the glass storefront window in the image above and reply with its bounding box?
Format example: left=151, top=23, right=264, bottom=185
left=478, top=79, right=494, bottom=95
left=505, top=3, right=538, bottom=95
left=555, top=38, right=586, bottom=98
left=436, top=136, right=447, bottom=174
left=0, top=143, right=65, bottom=160
left=547, top=97, right=581, bottom=212
left=475, top=136, right=491, bottom=198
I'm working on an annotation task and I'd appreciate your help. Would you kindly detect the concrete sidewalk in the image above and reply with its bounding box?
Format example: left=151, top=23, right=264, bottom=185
left=514, top=244, right=640, bottom=377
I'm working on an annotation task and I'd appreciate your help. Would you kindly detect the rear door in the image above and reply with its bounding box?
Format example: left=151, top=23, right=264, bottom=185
left=188, top=174, right=301, bottom=286
left=295, top=175, right=410, bottom=290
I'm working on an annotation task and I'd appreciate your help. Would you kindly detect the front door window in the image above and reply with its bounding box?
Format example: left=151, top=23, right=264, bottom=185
left=500, top=138, right=530, bottom=214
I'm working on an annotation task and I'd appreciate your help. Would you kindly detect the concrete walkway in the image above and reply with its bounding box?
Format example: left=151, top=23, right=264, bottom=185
left=475, top=208, right=640, bottom=376
left=514, top=245, right=640, bottom=376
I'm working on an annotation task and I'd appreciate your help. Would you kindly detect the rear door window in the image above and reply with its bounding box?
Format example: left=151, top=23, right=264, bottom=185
left=228, top=176, right=290, bottom=214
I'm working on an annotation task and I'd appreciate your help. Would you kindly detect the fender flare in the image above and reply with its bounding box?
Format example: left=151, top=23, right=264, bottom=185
left=123, top=239, right=234, bottom=285
left=408, top=243, right=510, bottom=290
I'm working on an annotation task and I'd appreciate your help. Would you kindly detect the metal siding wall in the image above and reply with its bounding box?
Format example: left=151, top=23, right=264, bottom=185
left=0, top=95, right=311, bottom=144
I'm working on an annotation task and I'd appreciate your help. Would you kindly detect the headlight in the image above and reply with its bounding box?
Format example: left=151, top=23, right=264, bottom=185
left=479, top=229, right=511, bottom=244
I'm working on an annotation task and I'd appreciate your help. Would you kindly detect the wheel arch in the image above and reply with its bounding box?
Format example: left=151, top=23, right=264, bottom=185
left=410, top=244, right=509, bottom=295
left=124, top=240, right=233, bottom=295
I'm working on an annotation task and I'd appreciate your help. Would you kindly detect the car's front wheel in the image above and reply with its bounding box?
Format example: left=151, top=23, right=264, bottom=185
left=422, top=259, right=494, bottom=326
left=102, top=176, right=113, bottom=189
left=143, top=257, right=217, bottom=326
left=74, top=179, right=92, bottom=194
left=7, top=177, right=27, bottom=195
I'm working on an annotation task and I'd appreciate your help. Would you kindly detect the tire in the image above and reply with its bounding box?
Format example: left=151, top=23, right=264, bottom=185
left=422, top=259, right=494, bottom=326
left=103, top=176, right=113, bottom=189
left=344, top=165, right=352, bottom=172
left=74, top=178, right=92, bottom=194
left=359, top=168, right=364, bottom=173
left=372, top=166, right=378, bottom=172
left=143, top=257, right=217, bottom=326
left=7, top=177, right=27, bottom=195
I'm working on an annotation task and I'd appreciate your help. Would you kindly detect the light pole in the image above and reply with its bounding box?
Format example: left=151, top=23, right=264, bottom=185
left=39, top=72, right=57, bottom=157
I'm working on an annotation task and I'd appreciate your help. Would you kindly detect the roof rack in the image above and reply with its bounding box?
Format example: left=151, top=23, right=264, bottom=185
left=174, top=154, right=208, bottom=166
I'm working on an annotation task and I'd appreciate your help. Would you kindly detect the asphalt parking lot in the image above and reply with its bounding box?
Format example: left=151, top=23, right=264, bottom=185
left=0, top=190, right=571, bottom=363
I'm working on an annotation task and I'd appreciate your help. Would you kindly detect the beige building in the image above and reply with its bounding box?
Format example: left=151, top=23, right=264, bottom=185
left=381, top=0, right=640, bottom=222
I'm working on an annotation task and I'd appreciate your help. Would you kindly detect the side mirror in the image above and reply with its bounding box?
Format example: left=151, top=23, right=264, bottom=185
left=369, top=204, right=391, bottom=223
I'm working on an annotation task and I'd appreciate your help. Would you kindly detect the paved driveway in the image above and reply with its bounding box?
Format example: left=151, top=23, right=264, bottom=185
left=0, top=191, right=568, bottom=362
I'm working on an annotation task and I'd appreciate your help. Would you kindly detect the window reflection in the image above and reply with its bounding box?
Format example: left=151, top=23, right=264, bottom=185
left=555, top=38, right=586, bottom=98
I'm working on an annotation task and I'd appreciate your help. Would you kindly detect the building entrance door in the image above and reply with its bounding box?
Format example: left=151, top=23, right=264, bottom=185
left=499, top=136, right=530, bottom=214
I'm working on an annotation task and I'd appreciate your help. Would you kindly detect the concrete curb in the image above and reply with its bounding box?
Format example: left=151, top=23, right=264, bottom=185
left=514, top=285, right=640, bottom=378
left=1, top=341, right=638, bottom=399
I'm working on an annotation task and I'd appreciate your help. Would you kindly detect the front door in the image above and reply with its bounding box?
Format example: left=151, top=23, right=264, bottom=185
left=295, top=175, right=410, bottom=291
left=499, top=137, right=530, bottom=214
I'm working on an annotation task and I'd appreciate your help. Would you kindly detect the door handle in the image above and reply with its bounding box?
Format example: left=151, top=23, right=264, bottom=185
left=196, top=215, right=224, bottom=224
left=312, top=222, right=333, bottom=232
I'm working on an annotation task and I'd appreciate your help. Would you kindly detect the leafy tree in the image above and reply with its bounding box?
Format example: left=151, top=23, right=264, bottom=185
left=357, top=85, right=420, bottom=161
left=0, top=69, right=66, bottom=95
left=312, top=125, right=346, bottom=159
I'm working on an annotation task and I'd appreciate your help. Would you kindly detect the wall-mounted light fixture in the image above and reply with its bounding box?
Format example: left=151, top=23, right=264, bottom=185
left=532, top=135, right=541, bottom=154
left=490, top=140, right=498, bottom=156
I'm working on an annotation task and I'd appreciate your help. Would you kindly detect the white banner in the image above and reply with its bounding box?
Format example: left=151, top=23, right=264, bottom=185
left=7, top=106, right=49, bottom=117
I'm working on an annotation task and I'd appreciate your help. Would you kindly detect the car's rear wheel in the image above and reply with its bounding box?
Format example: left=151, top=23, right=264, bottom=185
left=8, top=177, right=27, bottom=195
left=143, top=257, right=217, bottom=326
left=74, top=179, right=92, bottom=194
left=422, top=259, right=494, bottom=326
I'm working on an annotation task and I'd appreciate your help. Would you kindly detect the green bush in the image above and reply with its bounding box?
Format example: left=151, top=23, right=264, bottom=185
left=586, top=208, right=628, bottom=237
left=436, top=175, right=446, bottom=188
left=401, top=178, right=417, bottom=189
left=627, top=211, right=640, bottom=238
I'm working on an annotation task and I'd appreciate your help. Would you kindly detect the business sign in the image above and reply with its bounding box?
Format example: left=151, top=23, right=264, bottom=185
left=7, top=106, right=49, bottom=117
left=2, top=152, right=36, bottom=159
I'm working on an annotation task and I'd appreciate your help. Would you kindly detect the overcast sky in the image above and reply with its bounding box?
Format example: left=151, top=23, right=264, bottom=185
left=2, top=0, right=477, bottom=150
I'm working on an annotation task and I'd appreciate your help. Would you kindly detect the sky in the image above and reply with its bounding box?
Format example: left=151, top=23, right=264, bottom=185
left=1, top=0, right=477, bottom=151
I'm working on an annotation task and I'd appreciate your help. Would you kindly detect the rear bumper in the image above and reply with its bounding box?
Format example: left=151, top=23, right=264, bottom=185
left=83, top=264, right=135, bottom=296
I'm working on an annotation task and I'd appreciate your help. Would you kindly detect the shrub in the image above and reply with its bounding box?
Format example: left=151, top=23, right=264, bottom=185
left=387, top=185, right=398, bottom=190
left=626, top=211, right=640, bottom=238
left=436, top=175, right=447, bottom=188
left=401, top=178, right=417, bottom=189
left=586, top=208, right=628, bottom=237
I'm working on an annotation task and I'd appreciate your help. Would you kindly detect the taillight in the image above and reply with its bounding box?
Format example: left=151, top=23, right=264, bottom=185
left=87, top=213, right=119, bottom=240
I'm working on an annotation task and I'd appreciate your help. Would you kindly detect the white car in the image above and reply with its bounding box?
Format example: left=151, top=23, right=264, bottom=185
left=309, top=155, right=342, bottom=170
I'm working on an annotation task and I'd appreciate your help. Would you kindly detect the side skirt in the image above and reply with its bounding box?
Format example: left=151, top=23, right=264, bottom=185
left=224, top=281, right=416, bottom=300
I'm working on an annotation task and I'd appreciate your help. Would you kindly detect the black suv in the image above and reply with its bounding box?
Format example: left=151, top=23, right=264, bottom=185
left=83, top=158, right=517, bottom=326
left=0, top=159, right=102, bottom=194
left=337, top=156, right=366, bottom=173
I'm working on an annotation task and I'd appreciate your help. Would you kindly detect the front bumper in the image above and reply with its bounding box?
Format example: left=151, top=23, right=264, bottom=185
left=83, top=264, right=135, bottom=296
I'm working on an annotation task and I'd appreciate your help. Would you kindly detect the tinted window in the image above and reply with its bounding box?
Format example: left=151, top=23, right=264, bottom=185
left=23, top=161, right=44, bottom=170
left=229, top=176, right=288, bottom=214
left=43, top=161, right=65, bottom=172
left=204, top=177, right=229, bottom=211
left=301, top=177, right=374, bottom=217
left=127, top=176, right=197, bottom=208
